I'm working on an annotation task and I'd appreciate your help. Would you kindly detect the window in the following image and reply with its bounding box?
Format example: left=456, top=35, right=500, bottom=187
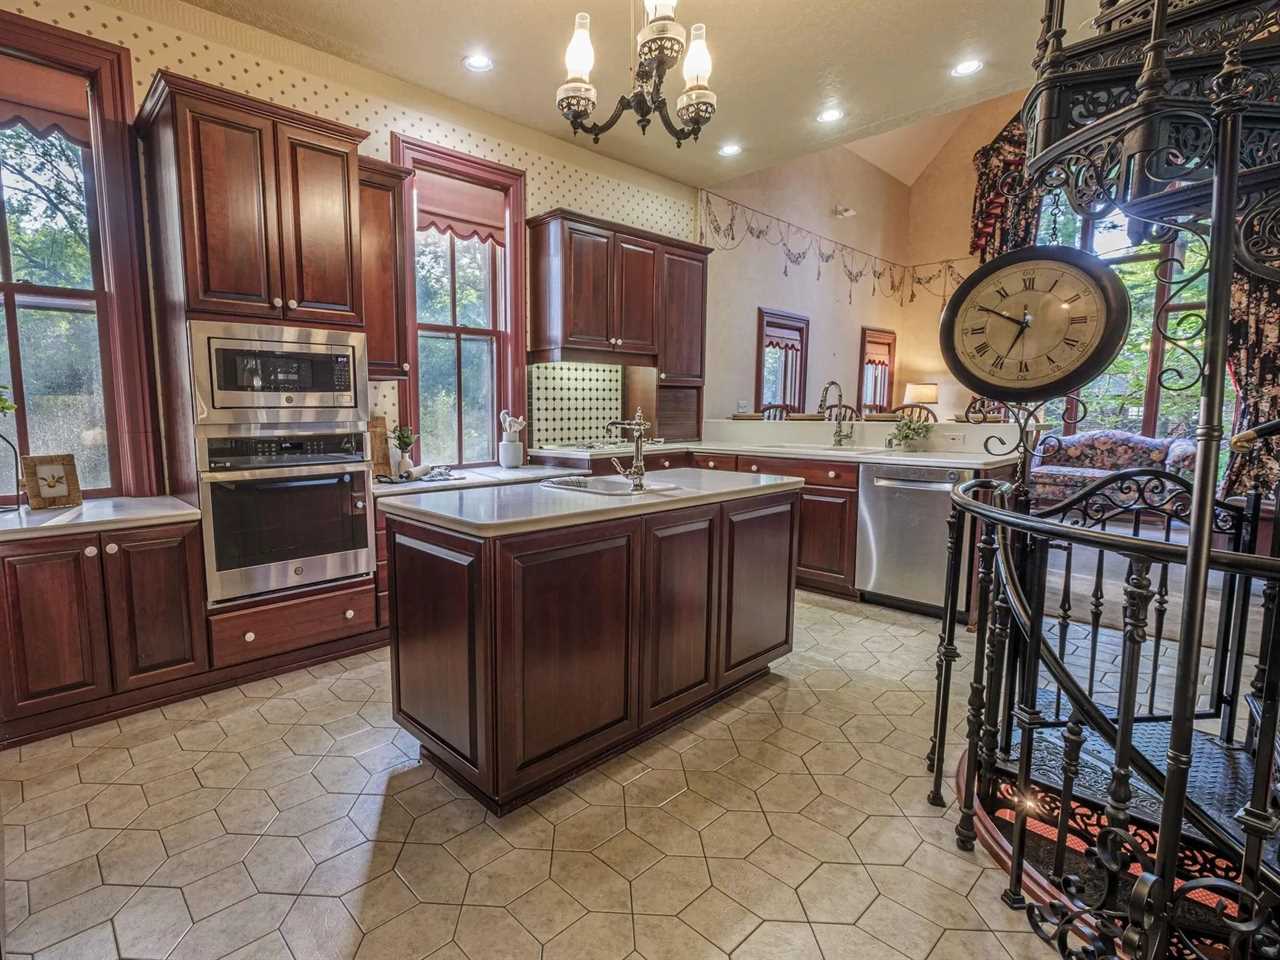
left=0, top=52, right=114, bottom=494
left=755, top=309, right=809, bottom=412
left=393, top=136, right=526, bottom=469
left=1035, top=197, right=1235, bottom=475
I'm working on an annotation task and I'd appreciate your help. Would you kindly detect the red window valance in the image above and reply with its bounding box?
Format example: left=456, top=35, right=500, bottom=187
left=0, top=56, right=91, bottom=146
left=415, top=168, right=506, bottom=246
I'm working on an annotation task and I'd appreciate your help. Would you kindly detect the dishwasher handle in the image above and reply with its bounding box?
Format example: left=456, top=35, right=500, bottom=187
left=871, top=476, right=958, bottom=492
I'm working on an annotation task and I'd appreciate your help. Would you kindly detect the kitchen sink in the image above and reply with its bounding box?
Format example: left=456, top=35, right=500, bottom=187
left=539, top=476, right=680, bottom=497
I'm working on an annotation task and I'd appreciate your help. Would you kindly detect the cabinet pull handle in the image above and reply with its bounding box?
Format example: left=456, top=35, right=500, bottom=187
left=750, top=465, right=759, bottom=472
left=344, top=609, right=355, bottom=620
left=105, top=543, right=119, bottom=555
left=402, top=362, right=410, bottom=372
left=287, top=298, right=299, bottom=310
left=828, top=470, right=837, bottom=479
left=272, top=297, right=283, bottom=308
left=244, top=631, right=255, bottom=643
left=84, top=545, right=98, bottom=558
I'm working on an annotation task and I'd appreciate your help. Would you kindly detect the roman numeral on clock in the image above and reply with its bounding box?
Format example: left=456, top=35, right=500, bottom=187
left=1069, top=315, right=1089, bottom=326
left=1022, top=276, right=1036, bottom=292
left=991, top=354, right=1006, bottom=370
left=966, top=324, right=987, bottom=336
left=1064, top=293, right=1082, bottom=305
left=973, top=341, right=992, bottom=357
left=1064, top=336, right=1081, bottom=348
left=1018, top=360, right=1030, bottom=374
left=993, top=286, right=1010, bottom=301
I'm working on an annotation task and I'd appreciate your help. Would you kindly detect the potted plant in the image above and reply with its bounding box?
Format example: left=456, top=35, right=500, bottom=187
left=0, top=385, right=18, bottom=511
left=892, top=417, right=934, bottom=452
left=391, top=425, right=417, bottom=477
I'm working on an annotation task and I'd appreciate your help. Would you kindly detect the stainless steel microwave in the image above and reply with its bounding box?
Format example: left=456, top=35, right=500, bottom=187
left=190, top=320, right=369, bottom=425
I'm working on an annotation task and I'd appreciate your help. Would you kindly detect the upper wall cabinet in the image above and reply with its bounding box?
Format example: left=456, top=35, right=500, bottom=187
left=528, top=209, right=709, bottom=372
left=358, top=157, right=415, bottom=379
left=138, top=72, right=367, bottom=328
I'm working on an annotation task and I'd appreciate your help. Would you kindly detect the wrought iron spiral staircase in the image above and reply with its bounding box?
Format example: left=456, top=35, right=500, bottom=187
left=927, top=1, right=1280, bottom=957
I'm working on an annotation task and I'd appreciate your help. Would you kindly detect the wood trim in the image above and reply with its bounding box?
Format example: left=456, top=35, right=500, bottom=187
left=391, top=134, right=527, bottom=461
left=754, top=308, right=810, bottom=413
left=1, top=10, right=161, bottom=495
left=527, top=208, right=713, bottom=256
left=857, top=326, right=897, bottom=412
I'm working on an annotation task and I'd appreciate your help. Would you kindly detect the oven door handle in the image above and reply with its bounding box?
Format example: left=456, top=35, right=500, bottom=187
left=200, top=462, right=372, bottom=483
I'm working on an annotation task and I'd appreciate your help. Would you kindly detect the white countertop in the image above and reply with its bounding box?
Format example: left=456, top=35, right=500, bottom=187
left=529, top=441, right=1020, bottom=471
left=378, top=468, right=805, bottom=537
left=372, top=464, right=588, bottom=498
left=0, top=496, right=201, bottom=543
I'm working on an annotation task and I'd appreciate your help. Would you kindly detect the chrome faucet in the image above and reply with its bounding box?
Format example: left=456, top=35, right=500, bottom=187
left=818, top=380, right=855, bottom=447
left=607, top=408, right=652, bottom=492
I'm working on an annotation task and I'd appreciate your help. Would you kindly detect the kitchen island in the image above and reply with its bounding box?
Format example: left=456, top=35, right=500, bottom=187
left=379, top=468, right=803, bottom=812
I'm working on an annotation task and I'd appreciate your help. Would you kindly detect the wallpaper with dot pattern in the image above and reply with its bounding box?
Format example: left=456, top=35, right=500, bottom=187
left=527, top=362, right=623, bottom=449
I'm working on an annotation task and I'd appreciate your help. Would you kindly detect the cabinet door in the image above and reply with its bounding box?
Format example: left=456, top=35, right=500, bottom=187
left=613, top=235, right=659, bottom=355
left=276, top=123, right=363, bottom=325
left=796, top=486, right=857, bottom=595
left=103, top=523, right=209, bottom=692
left=359, top=169, right=411, bottom=378
left=0, top=534, right=111, bottom=719
left=718, top=494, right=798, bottom=688
left=641, top=505, right=719, bottom=726
left=659, top=249, right=708, bottom=384
left=496, top=519, right=641, bottom=796
left=173, top=96, right=283, bottom=319
left=562, top=221, right=614, bottom=350
left=691, top=453, right=737, bottom=471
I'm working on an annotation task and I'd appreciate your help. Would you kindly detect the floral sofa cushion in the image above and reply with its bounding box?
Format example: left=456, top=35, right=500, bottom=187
left=1030, top=430, right=1185, bottom=505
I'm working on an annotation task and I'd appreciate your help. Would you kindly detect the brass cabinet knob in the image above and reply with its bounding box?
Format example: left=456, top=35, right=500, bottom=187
left=662, top=460, right=670, bottom=468
left=287, top=299, right=299, bottom=309
left=828, top=470, right=837, bottom=479
left=244, top=631, right=255, bottom=643
left=355, top=499, right=365, bottom=509
left=750, top=465, right=759, bottom=472
left=708, top=460, right=716, bottom=468
left=105, top=543, right=119, bottom=555
left=84, top=546, right=98, bottom=558
left=272, top=297, right=283, bottom=308
left=402, top=362, right=410, bottom=372
left=344, top=609, right=355, bottom=620
left=659, top=372, right=667, bottom=380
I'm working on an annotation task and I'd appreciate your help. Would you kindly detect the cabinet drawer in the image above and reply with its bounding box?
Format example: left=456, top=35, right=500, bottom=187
left=691, top=453, right=737, bottom=471
left=644, top=451, right=691, bottom=471
left=736, top=456, right=858, bottom=489
left=209, top=583, right=376, bottom=667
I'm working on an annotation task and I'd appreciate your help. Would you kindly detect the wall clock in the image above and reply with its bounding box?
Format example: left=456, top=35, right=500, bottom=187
left=939, top=245, right=1131, bottom=405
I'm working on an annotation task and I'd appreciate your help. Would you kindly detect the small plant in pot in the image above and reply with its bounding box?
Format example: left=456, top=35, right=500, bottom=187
left=391, top=425, right=417, bottom=477
left=892, top=417, right=934, bottom=452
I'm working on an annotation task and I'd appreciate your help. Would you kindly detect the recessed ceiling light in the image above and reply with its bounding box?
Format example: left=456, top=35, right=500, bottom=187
left=463, top=52, right=494, bottom=72
left=951, top=59, right=984, bottom=77
left=718, top=142, right=742, bottom=157
left=816, top=107, right=844, bottom=124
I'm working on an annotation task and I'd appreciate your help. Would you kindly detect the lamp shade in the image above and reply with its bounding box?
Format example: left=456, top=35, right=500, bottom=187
left=903, top=382, right=939, bottom=405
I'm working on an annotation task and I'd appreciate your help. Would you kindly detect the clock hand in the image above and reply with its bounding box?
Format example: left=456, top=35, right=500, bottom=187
left=976, top=305, right=1025, bottom=326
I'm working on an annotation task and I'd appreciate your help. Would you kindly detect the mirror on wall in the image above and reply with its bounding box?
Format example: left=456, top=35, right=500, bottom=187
left=755, top=308, right=810, bottom=413
left=857, top=327, right=896, bottom=414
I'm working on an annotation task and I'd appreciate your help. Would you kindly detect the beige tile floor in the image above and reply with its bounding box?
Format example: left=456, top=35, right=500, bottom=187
left=0, top=590, right=1057, bottom=960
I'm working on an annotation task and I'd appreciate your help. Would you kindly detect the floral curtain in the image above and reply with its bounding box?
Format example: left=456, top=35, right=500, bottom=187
left=970, top=115, right=1041, bottom=264
left=1224, top=268, right=1280, bottom=495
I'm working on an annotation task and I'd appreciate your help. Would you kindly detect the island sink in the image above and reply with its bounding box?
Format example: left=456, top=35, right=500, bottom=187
left=539, top=476, right=681, bottom=496
left=380, top=468, right=803, bottom=812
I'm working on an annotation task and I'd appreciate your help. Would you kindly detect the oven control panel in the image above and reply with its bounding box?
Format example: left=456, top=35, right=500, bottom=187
left=205, top=432, right=366, bottom=470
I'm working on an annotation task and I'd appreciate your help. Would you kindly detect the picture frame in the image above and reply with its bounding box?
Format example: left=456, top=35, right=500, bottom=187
left=20, top=454, right=82, bottom=510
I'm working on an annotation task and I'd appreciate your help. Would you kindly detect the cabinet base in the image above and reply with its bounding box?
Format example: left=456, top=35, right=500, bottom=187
left=422, top=667, right=770, bottom=816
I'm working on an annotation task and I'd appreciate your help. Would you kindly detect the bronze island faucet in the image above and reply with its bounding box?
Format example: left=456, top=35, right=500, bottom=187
left=607, top=408, right=652, bottom=492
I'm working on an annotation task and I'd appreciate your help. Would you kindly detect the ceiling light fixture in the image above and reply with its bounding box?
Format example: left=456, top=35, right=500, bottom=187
left=718, top=142, right=742, bottom=157
left=555, top=2, right=718, bottom=147
left=816, top=107, right=845, bottom=124
left=463, top=52, right=494, bottom=72
left=950, top=59, right=984, bottom=77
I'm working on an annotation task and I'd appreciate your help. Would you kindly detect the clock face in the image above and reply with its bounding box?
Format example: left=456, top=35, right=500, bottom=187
left=940, top=246, right=1130, bottom=404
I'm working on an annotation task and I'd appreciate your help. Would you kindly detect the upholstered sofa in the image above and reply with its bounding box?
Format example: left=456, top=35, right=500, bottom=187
left=1030, top=429, right=1198, bottom=507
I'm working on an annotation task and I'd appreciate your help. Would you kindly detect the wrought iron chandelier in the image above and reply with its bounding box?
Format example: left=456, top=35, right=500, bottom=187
left=555, top=1, right=716, bottom=147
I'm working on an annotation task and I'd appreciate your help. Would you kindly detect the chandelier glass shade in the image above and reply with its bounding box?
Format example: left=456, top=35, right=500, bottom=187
left=556, top=1, right=717, bottom=147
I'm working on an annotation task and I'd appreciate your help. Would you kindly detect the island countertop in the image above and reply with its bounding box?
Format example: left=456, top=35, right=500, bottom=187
left=378, top=467, right=804, bottom=537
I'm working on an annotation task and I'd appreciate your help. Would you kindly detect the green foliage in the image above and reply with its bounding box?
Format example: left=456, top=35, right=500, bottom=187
left=392, top=425, right=417, bottom=453
left=0, top=385, right=15, bottom=417
left=892, top=418, right=934, bottom=449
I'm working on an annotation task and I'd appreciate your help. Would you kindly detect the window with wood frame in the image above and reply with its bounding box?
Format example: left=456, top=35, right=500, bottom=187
left=857, top=328, right=896, bottom=412
left=0, top=19, right=151, bottom=499
left=755, top=308, right=809, bottom=413
left=394, top=137, right=525, bottom=468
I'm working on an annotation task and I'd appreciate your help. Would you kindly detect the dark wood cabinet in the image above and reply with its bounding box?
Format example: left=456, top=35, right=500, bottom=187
left=718, top=494, right=798, bottom=687
left=139, top=72, right=368, bottom=328
left=528, top=209, right=709, bottom=371
left=796, top=486, right=858, bottom=596
left=691, top=453, right=737, bottom=471
left=209, top=582, right=375, bottom=669
left=640, top=505, right=719, bottom=726
left=658, top=248, right=707, bottom=385
left=103, top=523, right=208, bottom=691
left=0, top=534, right=111, bottom=719
left=359, top=158, right=414, bottom=378
left=172, top=95, right=282, bottom=319
left=495, top=519, right=642, bottom=796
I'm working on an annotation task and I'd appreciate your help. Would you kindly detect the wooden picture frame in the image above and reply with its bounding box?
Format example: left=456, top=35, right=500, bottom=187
left=21, top=455, right=82, bottom=509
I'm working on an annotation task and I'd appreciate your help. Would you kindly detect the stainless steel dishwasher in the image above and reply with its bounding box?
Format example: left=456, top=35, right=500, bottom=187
left=855, top=462, right=974, bottom=613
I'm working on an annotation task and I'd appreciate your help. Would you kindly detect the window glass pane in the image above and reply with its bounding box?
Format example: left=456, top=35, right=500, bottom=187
left=0, top=334, right=18, bottom=499
left=0, top=124, right=94, bottom=289
left=460, top=336, right=495, bottom=463
left=16, top=302, right=111, bottom=489
left=761, top=346, right=782, bottom=406
left=1035, top=190, right=1083, bottom=247
left=455, top=236, right=493, bottom=329
left=1071, top=270, right=1155, bottom=435
left=1090, top=208, right=1160, bottom=260
left=414, top=228, right=452, bottom=326
left=418, top=333, right=458, bottom=465
left=1169, top=237, right=1209, bottom=305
